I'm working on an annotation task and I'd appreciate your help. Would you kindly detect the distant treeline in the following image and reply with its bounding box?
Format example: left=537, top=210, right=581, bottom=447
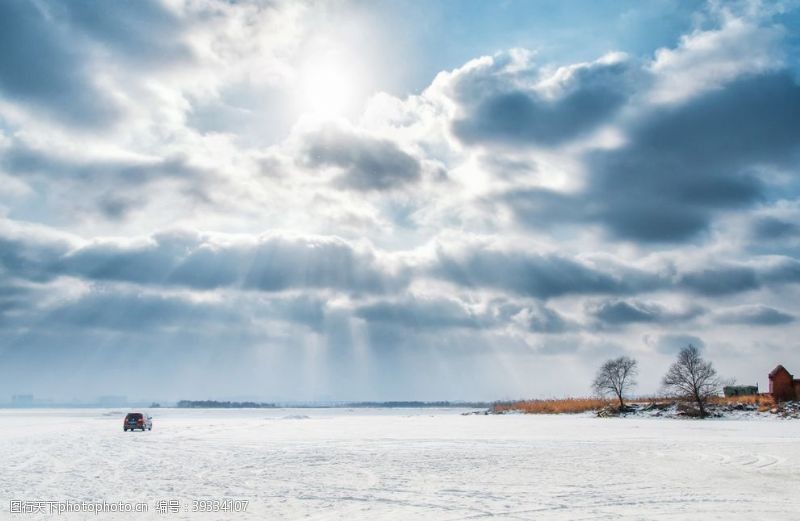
left=346, top=401, right=490, bottom=408
left=175, top=400, right=489, bottom=409
left=176, top=400, right=277, bottom=408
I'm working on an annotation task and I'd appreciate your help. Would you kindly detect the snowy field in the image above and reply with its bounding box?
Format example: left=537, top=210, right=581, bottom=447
left=1, top=408, right=799, bottom=520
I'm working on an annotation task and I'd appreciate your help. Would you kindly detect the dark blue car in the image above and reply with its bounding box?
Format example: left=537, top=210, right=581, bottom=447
left=123, top=412, right=153, bottom=432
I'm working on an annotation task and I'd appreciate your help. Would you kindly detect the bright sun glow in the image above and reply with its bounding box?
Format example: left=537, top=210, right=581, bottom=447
left=298, top=53, right=361, bottom=118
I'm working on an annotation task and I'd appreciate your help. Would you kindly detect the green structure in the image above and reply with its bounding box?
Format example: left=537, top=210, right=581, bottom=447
left=723, top=385, right=758, bottom=397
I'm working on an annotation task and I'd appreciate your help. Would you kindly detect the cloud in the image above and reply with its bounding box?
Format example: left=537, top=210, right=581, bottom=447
left=352, top=295, right=573, bottom=334
left=2, top=143, right=205, bottom=187
left=429, top=237, right=800, bottom=300
left=35, top=288, right=333, bottom=335
left=451, top=52, right=637, bottom=147
left=649, top=16, right=784, bottom=104
left=431, top=244, right=646, bottom=299
left=0, top=0, right=306, bottom=137
left=65, top=232, right=406, bottom=294
left=588, top=299, right=703, bottom=326
left=760, top=257, right=800, bottom=284
left=58, top=0, right=192, bottom=66
left=503, top=72, right=800, bottom=242
left=678, top=265, right=760, bottom=296
left=495, top=300, right=573, bottom=334
left=679, top=257, right=800, bottom=295
left=750, top=216, right=800, bottom=240
left=431, top=241, right=800, bottom=300
left=298, top=122, right=422, bottom=190
left=0, top=0, right=121, bottom=127
left=715, top=305, right=795, bottom=326
left=354, top=296, right=486, bottom=330
left=0, top=220, right=75, bottom=283
left=646, top=333, right=705, bottom=355
left=0, top=224, right=408, bottom=295
left=45, top=290, right=240, bottom=332
left=5, top=219, right=800, bottom=313
left=0, top=280, right=41, bottom=322
left=0, top=137, right=227, bottom=223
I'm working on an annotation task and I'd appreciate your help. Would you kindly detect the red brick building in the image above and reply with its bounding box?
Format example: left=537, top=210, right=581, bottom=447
left=768, top=365, right=800, bottom=402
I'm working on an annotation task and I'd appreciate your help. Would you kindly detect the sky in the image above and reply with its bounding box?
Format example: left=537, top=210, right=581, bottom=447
left=1, top=0, right=800, bottom=403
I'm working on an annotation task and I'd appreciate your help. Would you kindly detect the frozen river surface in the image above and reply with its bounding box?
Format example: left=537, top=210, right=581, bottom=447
left=1, top=408, right=799, bottom=520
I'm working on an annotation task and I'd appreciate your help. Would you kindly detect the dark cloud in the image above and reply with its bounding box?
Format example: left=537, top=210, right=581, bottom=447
left=501, top=188, right=583, bottom=230
left=0, top=281, right=40, bottom=322
left=5, top=223, right=799, bottom=305
left=760, top=257, right=800, bottom=284
left=40, top=290, right=332, bottom=334
left=678, top=266, right=760, bottom=296
left=0, top=0, right=119, bottom=126
left=432, top=247, right=641, bottom=299
left=58, top=0, right=191, bottom=66
left=678, top=258, right=800, bottom=296
left=431, top=244, right=800, bottom=300
left=478, top=155, right=539, bottom=181
left=452, top=57, right=637, bottom=147
left=715, top=305, right=795, bottom=326
left=493, top=300, right=572, bottom=333
left=46, top=290, right=241, bottom=332
left=647, top=333, right=705, bottom=355
left=97, top=195, right=144, bottom=220
left=1, top=143, right=215, bottom=219
left=0, top=227, right=407, bottom=295
left=300, top=124, right=422, bottom=190
left=354, top=297, right=485, bottom=330
left=237, top=237, right=405, bottom=293
left=588, top=299, right=702, bottom=326
left=65, top=232, right=406, bottom=294
left=3, top=144, right=210, bottom=187
left=751, top=216, right=800, bottom=240
left=353, top=296, right=573, bottom=334
left=265, top=295, right=329, bottom=332
left=503, top=72, right=800, bottom=242
left=0, top=226, right=73, bottom=283
left=0, top=0, right=193, bottom=128
left=587, top=73, right=800, bottom=242
left=592, top=300, right=661, bottom=323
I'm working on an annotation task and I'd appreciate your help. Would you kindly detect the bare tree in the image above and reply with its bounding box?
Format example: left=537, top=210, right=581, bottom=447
left=592, top=356, right=638, bottom=408
left=662, top=345, right=720, bottom=418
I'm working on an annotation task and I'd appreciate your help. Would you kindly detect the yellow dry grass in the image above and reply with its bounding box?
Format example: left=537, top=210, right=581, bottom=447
left=708, top=393, right=775, bottom=411
left=495, top=394, right=777, bottom=414
left=493, top=397, right=613, bottom=414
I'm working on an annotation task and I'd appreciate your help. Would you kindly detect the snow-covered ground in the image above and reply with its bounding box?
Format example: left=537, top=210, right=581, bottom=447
left=1, top=408, right=799, bottom=520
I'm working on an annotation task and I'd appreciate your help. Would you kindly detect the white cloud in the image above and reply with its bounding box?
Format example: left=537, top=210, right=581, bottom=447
left=649, top=16, right=784, bottom=104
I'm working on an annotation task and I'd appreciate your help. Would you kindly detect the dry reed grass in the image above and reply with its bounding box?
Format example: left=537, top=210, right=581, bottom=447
left=708, top=393, right=775, bottom=411
left=495, top=393, right=776, bottom=414
left=493, top=397, right=612, bottom=414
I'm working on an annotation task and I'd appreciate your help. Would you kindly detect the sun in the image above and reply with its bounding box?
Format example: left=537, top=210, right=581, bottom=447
left=298, top=52, right=360, bottom=118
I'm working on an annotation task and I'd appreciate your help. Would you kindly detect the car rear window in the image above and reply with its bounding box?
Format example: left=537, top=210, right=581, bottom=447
left=125, top=413, right=143, bottom=420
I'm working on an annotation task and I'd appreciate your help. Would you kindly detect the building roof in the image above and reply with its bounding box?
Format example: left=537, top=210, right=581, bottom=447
left=769, top=365, right=792, bottom=379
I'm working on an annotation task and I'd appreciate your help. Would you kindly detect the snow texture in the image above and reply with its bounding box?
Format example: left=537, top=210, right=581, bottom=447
left=1, top=408, right=799, bottom=520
